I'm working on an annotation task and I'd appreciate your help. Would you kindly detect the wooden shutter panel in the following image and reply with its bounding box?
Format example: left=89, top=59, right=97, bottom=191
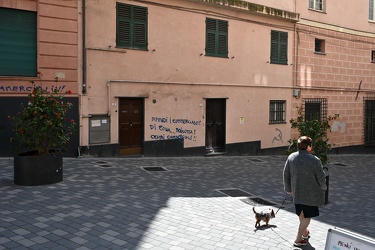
left=0, top=8, right=37, bottom=76
left=206, top=18, right=216, bottom=55
left=117, top=3, right=131, bottom=47
left=270, top=30, right=279, bottom=63
left=279, top=32, right=288, bottom=64
left=133, top=6, right=147, bottom=49
left=217, top=20, right=228, bottom=57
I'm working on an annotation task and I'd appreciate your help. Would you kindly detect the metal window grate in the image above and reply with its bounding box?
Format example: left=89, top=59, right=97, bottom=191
left=364, top=94, right=375, bottom=146
left=269, top=100, right=286, bottom=124
left=303, top=98, right=327, bottom=121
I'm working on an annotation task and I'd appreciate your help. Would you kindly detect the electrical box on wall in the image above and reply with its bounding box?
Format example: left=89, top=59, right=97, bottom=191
left=89, top=115, right=110, bottom=144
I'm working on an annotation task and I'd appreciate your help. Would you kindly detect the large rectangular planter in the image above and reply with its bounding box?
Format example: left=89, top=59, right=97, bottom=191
left=14, top=150, right=63, bottom=186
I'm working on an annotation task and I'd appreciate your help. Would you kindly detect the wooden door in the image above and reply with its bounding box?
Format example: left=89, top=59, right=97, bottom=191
left=205, top=99, right=226, bottom=154
left=119, top=98, right=143, bottom=156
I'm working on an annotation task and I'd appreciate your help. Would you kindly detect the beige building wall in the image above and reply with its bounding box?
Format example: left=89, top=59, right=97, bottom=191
left=81, top=0, right=298, bottom=156
left=293, top=0, right=375, bottom=149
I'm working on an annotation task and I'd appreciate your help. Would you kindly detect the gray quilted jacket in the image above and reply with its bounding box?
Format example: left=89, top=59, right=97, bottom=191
left=283, top=150, right=327, bottom=207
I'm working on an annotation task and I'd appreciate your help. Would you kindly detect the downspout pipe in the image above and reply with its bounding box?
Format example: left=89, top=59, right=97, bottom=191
left=82, top=0, right=87, bottom=94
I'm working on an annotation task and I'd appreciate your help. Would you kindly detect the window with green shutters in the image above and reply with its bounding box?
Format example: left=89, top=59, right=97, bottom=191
left=0, top=8, right=37, bottom=77
left=116, top=3, right=148, bottom=50
left=270, top=30, right=288, bottom=65
left=205, top=18, right=228, bottom=58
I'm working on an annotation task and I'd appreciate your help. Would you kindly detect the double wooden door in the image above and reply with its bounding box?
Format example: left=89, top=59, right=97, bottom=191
left=119, top=98, right=143, bottom=156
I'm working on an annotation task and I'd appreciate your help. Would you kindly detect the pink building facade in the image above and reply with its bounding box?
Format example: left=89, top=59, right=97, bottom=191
left=79, top=0, right=299, bottom=156
left=293, top=0, right=375, bottom=152
left=1, top=0, right=374, bottom=157
left=0, top=0, right=79, bottom=156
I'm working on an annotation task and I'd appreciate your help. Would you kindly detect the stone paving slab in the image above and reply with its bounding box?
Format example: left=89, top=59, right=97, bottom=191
left=0, top=155, right=374, bottom=250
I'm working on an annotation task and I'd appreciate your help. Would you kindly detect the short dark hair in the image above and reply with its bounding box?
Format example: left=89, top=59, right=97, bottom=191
left=298, top=136, right=312, bottom=150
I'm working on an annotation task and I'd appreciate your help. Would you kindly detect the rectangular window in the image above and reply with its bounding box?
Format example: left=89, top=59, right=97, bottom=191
left=372, top=50, right=375, bottom=62
left=315, top=38, right=325, bottom=54
left=303, top=98, right=327, bottom=121
left=309, top=0, right=324, bottom=11
left=269, top=100, right=286, bottom=124
left=205, top=18, right=228, bottom=58
left=270, top=30, right=288, bottom=65
left=116, top=2, right=148, bottom=50
left=0, top=8, right=37, bottom=77
left=370, top=0, right=375, bottom=20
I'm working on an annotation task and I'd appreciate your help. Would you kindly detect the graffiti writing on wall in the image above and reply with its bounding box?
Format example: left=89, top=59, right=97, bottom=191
left=149, top=116, right=202, bottom=141
left=0, top=85, right=66, bottom=93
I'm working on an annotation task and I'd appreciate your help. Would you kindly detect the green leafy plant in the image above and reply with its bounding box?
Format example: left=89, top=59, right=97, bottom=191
left=9, top=72, right=76, bottom=155
left=287, top=106, right=339, bottom=168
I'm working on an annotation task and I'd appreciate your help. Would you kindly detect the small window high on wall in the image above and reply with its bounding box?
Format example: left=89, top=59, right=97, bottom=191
left=0, top=8, right=37, bottom=77
left=370, top=0, right=375, bottom=21
left=309, top=0, right=324, bottom=11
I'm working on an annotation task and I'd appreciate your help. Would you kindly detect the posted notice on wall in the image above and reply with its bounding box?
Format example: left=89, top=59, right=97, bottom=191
left=325, top=227, right=375, bottom=250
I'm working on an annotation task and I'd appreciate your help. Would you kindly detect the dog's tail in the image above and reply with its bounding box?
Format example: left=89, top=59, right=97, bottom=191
left=252, top=207, right=256, bottom=214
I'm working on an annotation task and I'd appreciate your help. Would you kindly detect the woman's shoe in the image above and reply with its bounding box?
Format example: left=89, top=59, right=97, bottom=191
left=302, top=229, right=310, bottom=240
left=294, top=239, right=308, bottom=247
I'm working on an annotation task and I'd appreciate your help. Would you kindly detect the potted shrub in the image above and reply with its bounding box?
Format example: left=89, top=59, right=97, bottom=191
left=9, top=72, right=76, bottom=186
left=287, top=106, right=339, bottom=204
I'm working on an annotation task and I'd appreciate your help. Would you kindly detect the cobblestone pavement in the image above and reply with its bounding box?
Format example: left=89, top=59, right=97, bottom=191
left=0, top=154, right=374, bottom=250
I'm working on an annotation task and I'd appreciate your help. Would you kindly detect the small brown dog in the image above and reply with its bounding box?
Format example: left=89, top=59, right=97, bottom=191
left=253, top=207, right=275, bottom=228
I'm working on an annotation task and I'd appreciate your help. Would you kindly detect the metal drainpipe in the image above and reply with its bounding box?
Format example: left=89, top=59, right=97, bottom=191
left=82, top=0, right=87, bottom=94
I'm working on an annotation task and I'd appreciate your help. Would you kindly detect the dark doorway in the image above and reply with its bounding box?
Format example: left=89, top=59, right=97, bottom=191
left=119, top=98, right=144, bottom=156
left=364, top=100, right=375, bottom=146
left=205, top=99, right=226, bottom=154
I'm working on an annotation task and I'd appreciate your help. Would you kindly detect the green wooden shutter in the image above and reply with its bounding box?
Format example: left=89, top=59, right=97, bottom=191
left=279, top=32, right=288, bottom=64
left=270, top=30, right=288, bottom=65
left=217, top=20, right=228, bottom=57
left=0, top=8, right=37, bottom=77
left=116, top=3, right=147, bottom=49
left=116, top=3, right=131, bottom=47
left=270, top=30, right=279, bottom=63
left=206, top=18, right=217, bottom=56
left=206, top=18, right=228, bottom=57
left=133, top=6, right=147, bottom=49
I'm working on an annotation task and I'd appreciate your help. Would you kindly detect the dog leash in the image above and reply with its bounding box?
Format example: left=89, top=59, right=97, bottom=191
left=275, top=194, right=289, bottom=214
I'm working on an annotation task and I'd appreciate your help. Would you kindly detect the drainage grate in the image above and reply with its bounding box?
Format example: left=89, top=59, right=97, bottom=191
left=248, top=158, right=265, bottom=163
left=99, top=164, right=112, bottom=168
left=143, top=167, right=167, bottom=172
left=334, top=163, right=348, bottom=166
left=217, top=189, right=253, bottom=197
left=96, top=161, right=108, bottom=164
left=241, top=197, right=276, bottom=206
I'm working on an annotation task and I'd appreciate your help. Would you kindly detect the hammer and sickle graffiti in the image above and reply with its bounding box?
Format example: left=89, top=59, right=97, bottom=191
left=272, top=128, right=283, bottom=143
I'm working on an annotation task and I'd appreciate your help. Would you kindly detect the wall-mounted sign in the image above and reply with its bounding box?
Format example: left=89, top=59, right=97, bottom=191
left=240, top=117, right=244, bottom=124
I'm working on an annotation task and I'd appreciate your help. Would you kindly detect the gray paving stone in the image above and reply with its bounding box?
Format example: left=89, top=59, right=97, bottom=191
left=0, top=155, right=375, bottom=249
